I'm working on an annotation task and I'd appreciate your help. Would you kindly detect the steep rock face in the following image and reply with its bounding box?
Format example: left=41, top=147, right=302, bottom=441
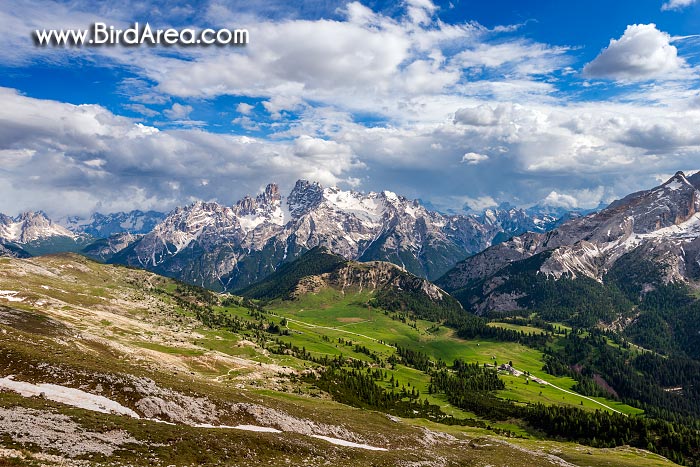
left=323, top=262, right=449, bottom=302
left=439, top=171, right=700, bottom=314
left=81, top=232, right=143, bottom=262
left=0, top=212, right=75, bottom=244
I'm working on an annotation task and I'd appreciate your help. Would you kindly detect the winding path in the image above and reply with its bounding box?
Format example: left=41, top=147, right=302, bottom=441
left=515, top=369, right=624, bottom=415
left=269, top=313, right=395, bottom=349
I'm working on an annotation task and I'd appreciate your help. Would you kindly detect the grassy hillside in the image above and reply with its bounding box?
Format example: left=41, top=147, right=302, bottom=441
left=0, top=253, right=690, bottom=466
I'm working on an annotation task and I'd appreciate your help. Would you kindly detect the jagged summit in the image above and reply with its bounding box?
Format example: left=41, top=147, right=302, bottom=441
left=109, top=179, right=552, bottom=291
left=288, top=180, right=324, bottom=218
left=0, top=211, right=75, bottom=244
left=235, top=183, right=281, bottom=215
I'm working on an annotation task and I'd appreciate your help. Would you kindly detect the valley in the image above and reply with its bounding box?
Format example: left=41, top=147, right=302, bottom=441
left=0, top=252, right=685, bottom=466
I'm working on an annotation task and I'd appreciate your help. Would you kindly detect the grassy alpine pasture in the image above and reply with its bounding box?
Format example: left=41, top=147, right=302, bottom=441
left=0, top=255, right=675, bottom=466
left=258, top=288, right=643, bottom=416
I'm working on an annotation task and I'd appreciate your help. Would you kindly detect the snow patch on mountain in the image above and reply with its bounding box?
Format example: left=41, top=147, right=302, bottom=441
left=59, top=210, right=166, bottom=237
left=0, top=212, right=75, bottom=244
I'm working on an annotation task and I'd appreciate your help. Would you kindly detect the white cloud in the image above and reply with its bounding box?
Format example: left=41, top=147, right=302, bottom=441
left=461, top=152, right=489, bottom=164
left=123, top=103, right=158, bottom=117
left=583, top=24, right=687, bottom=80
left=542, top=191, right=579, bottom=209
left=0, top=0, right=566, bottom=127
left=163, top=103, right=193, bottom=120
left=460, top=195, right=498, bottom=211
left=454, top=104, right=514, bottom=126
left=232, top=116, right=261, bottom=131
left=406, top=0, right=437, bottom=25
left=542, top=187, right=605, bottom=209
left=237, top=103, right=254, bottom=115
left=0, top=88, right=360, bottom=216
left=455, top=40, right=570, bottom=76
left=661, top=0, right=698, bottom=11
left=262, top=95, right=304, bottom=119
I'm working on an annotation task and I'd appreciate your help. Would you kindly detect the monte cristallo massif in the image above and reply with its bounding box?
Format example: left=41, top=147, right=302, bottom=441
left=87, top=181, right=564, bottom=291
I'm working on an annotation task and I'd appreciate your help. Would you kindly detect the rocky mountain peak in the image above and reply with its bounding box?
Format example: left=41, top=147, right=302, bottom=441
left=235, top=196, right=257, bottom=215
left=260, top=183, right=281, bottom=205
left=233, top=183, right=282, bottom=221
left=688, top=171, right=700, bottom=190
left=288, top=179, right=324, bottom=218
left=0, top=211, right=74, bottom=244
left=662, top=171, right=693, bottom=189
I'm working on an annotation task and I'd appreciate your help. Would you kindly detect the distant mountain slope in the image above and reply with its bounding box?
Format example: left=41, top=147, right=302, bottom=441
left=0, top=211, right=75, bottom=244
left=60, top=210, right=165, bottom=237
left=438, top=171, right=700, bottom=325
left=0, top=211, right=89, bottom=255
left=81, top=232, right=143, bottom=262
left=0, top=241, right=31, bottom=258
left=0, top=210, right=165, bottom=257
left=240, top=247, right=462, bottom=321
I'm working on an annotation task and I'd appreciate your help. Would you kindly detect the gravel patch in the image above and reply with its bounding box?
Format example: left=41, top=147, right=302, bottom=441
left=0, top=406, right=139, bottom=457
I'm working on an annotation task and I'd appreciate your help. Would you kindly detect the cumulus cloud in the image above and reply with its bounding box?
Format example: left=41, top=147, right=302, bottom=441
left=661, top=0, right=697, bottom=10
left=123, top=103, right=158, bottom=117
left=583, top=24, right=686, bottom=80
left=460, top=195, right=498, bottom=211
left=542, top=191, right=579, bottom=209
left=0, top=88, right=360, bottom=216
left=163, top=103, right=193, bottom=120
left=454, top=104, right=513, bottom=126
left=461, top=152, right=489, bottom=164
left=541, top=187, right=606, bottom=209
left=262, top=95, right=304, bottom=119
left=236, top=103, right=254, bottom=115
left=406, top=0, right=438, bottom=25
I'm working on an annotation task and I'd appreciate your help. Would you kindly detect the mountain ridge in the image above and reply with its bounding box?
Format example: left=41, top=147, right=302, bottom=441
left=106, top=180, right=570, bottom=291
left=438, top=170, right=700, bottom=319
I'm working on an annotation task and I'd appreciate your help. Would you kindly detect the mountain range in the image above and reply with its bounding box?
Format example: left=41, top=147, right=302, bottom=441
left=106, top=180, right=574, bottom=291
left=4, top=173, right=699, bottom=311
left=59, top=210, right=166, bottom=238
left=0, top=181, right=575, bottom=291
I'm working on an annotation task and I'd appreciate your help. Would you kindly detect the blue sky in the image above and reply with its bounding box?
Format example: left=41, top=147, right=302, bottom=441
left=1, top=0, right=700, bottom=216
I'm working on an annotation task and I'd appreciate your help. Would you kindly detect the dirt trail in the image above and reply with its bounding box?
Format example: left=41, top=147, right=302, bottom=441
left=271, top=313, right=394, bottom=348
